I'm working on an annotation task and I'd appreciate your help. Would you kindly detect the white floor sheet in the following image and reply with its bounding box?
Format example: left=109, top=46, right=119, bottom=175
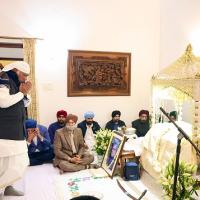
left=2, top=164, right=163, bottom=200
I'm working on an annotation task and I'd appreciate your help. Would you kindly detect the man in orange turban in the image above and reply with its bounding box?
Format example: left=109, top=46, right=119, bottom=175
left=48, top=110, right=67, bottom=144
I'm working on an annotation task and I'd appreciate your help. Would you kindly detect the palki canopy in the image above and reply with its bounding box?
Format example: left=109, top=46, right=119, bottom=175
left=152, top=44, right=200, bottom=145
left=141, top=45, right=200, bottom=179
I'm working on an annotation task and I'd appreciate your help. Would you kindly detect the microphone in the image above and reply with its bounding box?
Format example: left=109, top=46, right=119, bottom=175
left=160, top=107, right=169, bottom=118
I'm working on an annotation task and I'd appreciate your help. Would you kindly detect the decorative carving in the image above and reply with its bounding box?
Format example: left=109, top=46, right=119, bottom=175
left=67, top=50, right=131, bottom=96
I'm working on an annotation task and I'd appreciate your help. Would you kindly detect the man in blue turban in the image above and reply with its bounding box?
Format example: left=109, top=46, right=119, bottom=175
left=77, top=111, right=100, bottom=149
left=77, top=112, right=100, bottom=166
left=78, top=112, right=101, bottom=138
left=25, top=119, right=54, bottom=166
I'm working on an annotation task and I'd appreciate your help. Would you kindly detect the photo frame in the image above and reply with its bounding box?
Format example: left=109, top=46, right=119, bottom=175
left=67, top=50, right=131, bottom=96
left=101, top=131, right=126, bottom=178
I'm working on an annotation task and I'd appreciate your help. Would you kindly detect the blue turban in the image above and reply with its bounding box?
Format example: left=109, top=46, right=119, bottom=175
left=84, top=111, right=95, bottom=119
left=25, top=119, right=37, bottom=129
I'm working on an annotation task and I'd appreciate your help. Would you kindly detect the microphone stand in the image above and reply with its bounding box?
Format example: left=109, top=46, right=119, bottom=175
left=160, top=107, right=200, bottom=200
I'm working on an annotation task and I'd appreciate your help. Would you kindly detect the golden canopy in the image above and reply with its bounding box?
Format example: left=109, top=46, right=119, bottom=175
left=151, top=44, right=200, bottom=150
left=152, top=44, right=200, bottom=100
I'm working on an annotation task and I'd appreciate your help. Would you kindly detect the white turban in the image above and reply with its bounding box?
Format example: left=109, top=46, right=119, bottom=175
left=2, top=61, right=30, bottom=74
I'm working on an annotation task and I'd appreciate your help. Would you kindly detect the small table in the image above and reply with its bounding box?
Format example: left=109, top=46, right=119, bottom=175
left=119, top=150, right=135, bottom=177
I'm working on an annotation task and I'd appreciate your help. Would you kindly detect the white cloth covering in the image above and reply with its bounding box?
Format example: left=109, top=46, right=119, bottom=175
left=0, top=140, right=29, bottom=189
left=123, top=137, right=144, bottom=156
left=141, top=121, right=197, bottom=180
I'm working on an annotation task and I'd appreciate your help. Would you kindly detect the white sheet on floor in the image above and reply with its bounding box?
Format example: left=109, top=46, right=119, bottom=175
left=2, top=164, right=162, bottom=200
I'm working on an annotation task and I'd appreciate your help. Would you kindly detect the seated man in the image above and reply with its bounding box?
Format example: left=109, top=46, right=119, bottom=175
left=48, top=110, right=67, bottom=144
left=54, top=114, right=94, bottom=174
left=105, top=110, right=126, bottom=131
left=25, top=119, right=54, bottom=166
left=77, top=111, right=101, bottom=151
left=132, top=110, right=150, bottom=137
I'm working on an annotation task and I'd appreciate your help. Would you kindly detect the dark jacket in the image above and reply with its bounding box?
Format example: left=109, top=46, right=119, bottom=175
left=132, top=119, right=150, bottom=137
left=105, top=120, right=126, bottom=131
left=0, top=72, right=26, bottom=140
left=77, top=120, right=101, bottom=138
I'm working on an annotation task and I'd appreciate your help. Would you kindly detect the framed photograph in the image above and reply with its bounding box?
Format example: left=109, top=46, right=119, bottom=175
left=67, top=50, right=131, bottom=96
left=101, top=131, right=126, bottom=178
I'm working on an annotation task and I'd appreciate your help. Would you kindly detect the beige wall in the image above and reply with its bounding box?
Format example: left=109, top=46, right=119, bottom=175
left=160, top=0, right=200, bottom=68
left=0, top=0, right=160, bottom=127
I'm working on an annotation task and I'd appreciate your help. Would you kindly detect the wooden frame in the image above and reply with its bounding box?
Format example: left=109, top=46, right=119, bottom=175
left=67, top=50, right=131, bottom=96
left=101, top=131, right=126, bottom=178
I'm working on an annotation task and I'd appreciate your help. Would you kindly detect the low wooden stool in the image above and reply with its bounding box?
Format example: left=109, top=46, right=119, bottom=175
left=119, top=150, right=135, bottom=177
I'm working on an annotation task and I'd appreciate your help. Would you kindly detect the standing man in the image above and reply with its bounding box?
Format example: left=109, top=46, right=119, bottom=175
left=132, top=110, right=150, bottom=137
left=0, top=61, right=32, bottom=196
left=105, top=110, right=126, bottom=131
left=48, top=110, right=67, bottom=144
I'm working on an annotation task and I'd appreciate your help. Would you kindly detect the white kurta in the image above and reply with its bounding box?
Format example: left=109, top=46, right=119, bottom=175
left=84, top=125, right=96, bottom=151
left=0, top=140, right=29, bottom=189
left=84, top=125, right=98, bottom=164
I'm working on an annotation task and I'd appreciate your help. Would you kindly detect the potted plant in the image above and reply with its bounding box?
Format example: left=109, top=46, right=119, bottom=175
left=160, top=158, right=200, bottom=200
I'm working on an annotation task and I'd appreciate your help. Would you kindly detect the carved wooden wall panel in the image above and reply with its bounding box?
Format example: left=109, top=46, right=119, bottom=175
left=67, top=50, right=131, bottom=96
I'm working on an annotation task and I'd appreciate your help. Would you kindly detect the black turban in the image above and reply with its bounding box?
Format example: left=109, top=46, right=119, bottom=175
left=112, top=110, right=121, bottom=118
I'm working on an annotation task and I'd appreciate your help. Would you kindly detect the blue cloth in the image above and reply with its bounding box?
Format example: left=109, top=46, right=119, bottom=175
left=28, top=149, right=54, bottom=166
left=0, top=77, right=9, bottom=85
left=48, top=122, right=64, bottom=144
left=84, top=111, right=95, bottom=119
left=25, top=119, right=37, bottom=129
left=27, top=124, right=51, bottom=154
